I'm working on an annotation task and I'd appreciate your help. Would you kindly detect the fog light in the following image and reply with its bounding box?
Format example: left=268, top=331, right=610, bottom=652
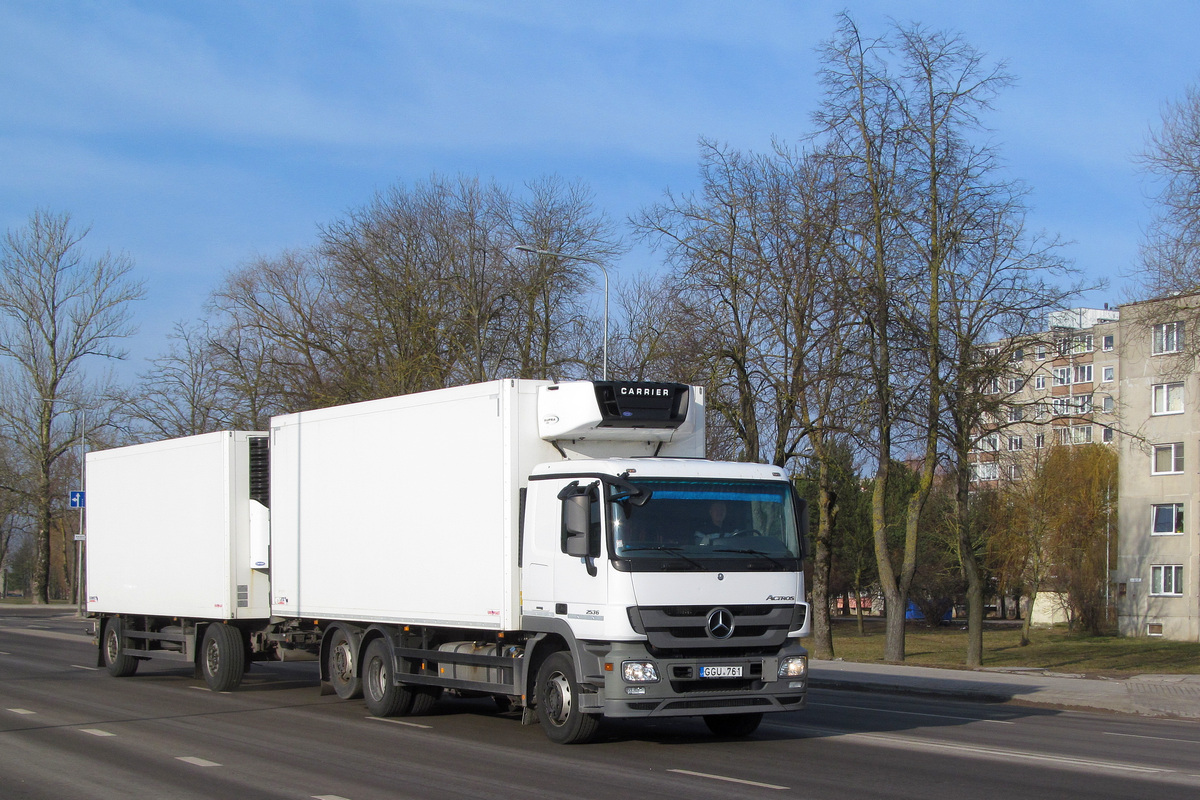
left=622, top=660, right=660, bottom=682
left=778, top=655, right=808, bottom=679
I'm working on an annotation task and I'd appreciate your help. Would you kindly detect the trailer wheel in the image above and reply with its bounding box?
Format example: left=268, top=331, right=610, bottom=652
left=362, top=639, right=414, bottom=717
left=703, top=712, right=763, bottom=737
left=200, top=623, right=245, bottom=692
left=327, top=628, right=362, bottom=700
left=102, top=618, right=139, bottom=678
left=535, top=651, right=599, bottom=744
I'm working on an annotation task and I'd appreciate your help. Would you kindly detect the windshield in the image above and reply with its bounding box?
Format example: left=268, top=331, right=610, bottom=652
left=611, top=479, right=803, bottom=569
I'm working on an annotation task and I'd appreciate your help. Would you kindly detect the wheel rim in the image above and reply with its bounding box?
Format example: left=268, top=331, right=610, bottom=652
left=332, top=640, right=354, bottom=683
left=105, top=628, right=119, bottom=664
left=544, top=670, right=572, bottom=726
left=366, top=655, right=386, bottom=701
left=205, top=638, right=221, bottom=675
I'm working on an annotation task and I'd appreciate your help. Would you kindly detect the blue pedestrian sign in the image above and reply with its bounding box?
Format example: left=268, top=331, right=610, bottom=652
left=69, top=491, right=85, bottom=508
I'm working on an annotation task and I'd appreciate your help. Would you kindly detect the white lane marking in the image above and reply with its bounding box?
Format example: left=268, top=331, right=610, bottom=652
left=1105, top=731, right=1200, bottom=745
left=188, top=686, right=230, bottom=694
left=0, top=650, right=10, bottom=655
left=366, top=716, right=432, bottom=729
left=79, top=729, right=115, bottom=737
left=72, top=664, right=101, bottom=671
left=8, top=708, right=36, bottom=715
left=791, top=723, right=1178, bottom=777
left=176, top=756, right=221, bottom=767
left=668, top=769, right=788, bottom=790
left=313, top=796, right=353, bottom=800
left=816, top=700, right=1016, bottom=725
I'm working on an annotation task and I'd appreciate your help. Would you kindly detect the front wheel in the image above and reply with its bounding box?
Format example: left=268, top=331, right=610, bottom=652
left=535, top=651, right=599, bottom=744
left=200, top=623, right=246, bottom=692
left=703, top=712, right=763, bottom=737
left=102, top=618, right=139, bottom=678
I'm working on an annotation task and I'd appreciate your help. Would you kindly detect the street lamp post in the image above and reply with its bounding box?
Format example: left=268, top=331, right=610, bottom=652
left=43, top=399, right=86, bottom=616
left=515, top=245, right=609, bottom=380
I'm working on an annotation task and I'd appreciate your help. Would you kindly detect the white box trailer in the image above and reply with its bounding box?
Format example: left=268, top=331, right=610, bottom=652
left=87, top=431, right=270, bottom=620
left=87, top=379, right=809, bottom=744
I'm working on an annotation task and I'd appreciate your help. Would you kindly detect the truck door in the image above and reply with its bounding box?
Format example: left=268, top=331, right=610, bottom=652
left=552, top=479, right=609, bottom=636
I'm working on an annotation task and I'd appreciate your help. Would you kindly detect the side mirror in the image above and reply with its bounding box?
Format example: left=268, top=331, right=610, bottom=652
left=563, top=493, right=591, bottom=556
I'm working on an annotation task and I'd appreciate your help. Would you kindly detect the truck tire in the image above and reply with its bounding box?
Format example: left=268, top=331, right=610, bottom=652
left=362, top=638, right=415, bottom=717
left=200, top=623, right=245, bottom=692
left=535, top=651, right=599, bottom=744
left=102, top=618, right=139, bottom=678
left=703, top=712, right=763, bottom=737
left=327, top=628, right=362, bottom=700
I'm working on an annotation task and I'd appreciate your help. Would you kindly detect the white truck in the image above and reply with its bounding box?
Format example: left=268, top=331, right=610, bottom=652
left=87, top=379, right=809, bottom=743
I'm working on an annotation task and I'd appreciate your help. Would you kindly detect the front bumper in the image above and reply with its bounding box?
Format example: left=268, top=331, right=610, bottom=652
left=592, top=640, right=808, bottom=718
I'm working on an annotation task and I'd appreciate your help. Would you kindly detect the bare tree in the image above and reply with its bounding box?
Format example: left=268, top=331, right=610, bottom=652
left=0, top=210, right=143, bottom=603
left=815, top=15, right=1027, bottom=661
left=1140, top=81, right=1200, bottom=296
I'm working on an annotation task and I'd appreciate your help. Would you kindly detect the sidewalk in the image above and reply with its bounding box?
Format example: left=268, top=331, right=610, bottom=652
left=810, top=658, right=1200, bottom=720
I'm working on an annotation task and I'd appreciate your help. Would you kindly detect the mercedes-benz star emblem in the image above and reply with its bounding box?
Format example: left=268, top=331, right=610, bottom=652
left=706, top=607, right=735, bottom=639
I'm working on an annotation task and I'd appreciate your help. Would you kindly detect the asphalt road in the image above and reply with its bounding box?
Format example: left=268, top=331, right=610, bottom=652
left=3, top=608, right=1200, bottom=800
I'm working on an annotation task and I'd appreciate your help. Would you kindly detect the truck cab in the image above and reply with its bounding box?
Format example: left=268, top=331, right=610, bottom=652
left=520, top=454, right=809, bottom=740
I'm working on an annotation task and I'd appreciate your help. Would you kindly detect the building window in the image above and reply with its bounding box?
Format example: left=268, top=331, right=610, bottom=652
left=1058, top=334, right=1093, bottom=355
left=1153, top=443, right=1185, bottom=475
left=1152, top=382, right=1184, bottom=415
left=1036, top=344, right=1047, bottom=360
left=972, top=461, right=999, bottom=482
left=1102, top=395, right=1114, bottom=413
left=1035, top=433, right=1046, bottom=448
left=1102, top=426, right=1114, bottom=443
left=1072, top=424, right=1092, bottom=444
left=1008, top=377, right=1024, bottom=393
left=986, top=377, right=1000, bottom=394
left=1053, top=395, right=1091, bottom=416
left=1008, top=406, right=1023, bottom=423
left=1102, top=366, right=1114, bottom=383
left=1010, top=348, right=1024, bottom=363
left=977, top=434, right=999, bottom=452
left=1074, top=364, right=1093, bottom=384
left=1151, top=565, right=1184, bottom=596
left=1009, top=464, right=1023, bottom=480
left=1035, top=375, right=1047, bottom=390
left=1103, top=335, right=1114, bottom=351
left=1053, top=366, right=1071, bottom=386
left=1152, top=321, right=1184, bottom=355
left=1008, top=436, right=1023, bottom=451
left=1152, top=503, right=1184, bottom=535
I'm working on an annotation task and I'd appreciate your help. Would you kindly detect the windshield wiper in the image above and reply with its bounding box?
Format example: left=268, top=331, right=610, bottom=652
left=619, top=546, right=705, bottom=570
left=711, top=547, right=787, bottom=568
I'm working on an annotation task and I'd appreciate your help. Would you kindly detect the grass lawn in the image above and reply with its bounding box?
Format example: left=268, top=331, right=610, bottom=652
left=825, top=617, right=1200, bottom=676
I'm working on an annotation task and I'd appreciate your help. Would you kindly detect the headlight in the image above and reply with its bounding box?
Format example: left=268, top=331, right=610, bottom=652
left=778, top=655, right=808, bottom=679
left=622, top=660, right=660, bottom=683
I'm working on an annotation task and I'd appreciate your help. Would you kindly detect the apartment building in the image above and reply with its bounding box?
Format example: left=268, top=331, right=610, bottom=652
left=1113, top=296, right=1199, bottom=640
left=972, top=298, right=1200, bottom=641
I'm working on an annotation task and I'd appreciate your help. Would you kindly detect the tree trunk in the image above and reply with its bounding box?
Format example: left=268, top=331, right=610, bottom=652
left=807, top=477, right=837, bottom=660
left=957, top=468, right=985, bottom=666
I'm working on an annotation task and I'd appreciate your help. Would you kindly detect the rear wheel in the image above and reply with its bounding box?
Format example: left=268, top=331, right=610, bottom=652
left=362, top=639, right=414, bottom=717
left=703, top=712, right=763, bottom=737
left=327, top=628, right=362, bottom=700
left=102, top=618, right=139, bottom=678
left=200, top=623, right=245, bottom=692
left=535, top=651, right=599, bottom=744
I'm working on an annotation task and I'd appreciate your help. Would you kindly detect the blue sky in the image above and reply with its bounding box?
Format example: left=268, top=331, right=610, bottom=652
left=2, top=1, right=1199, bottom=374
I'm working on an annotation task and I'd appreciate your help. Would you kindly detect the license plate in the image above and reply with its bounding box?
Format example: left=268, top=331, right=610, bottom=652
left=700, top=665, right=742, bottom=678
